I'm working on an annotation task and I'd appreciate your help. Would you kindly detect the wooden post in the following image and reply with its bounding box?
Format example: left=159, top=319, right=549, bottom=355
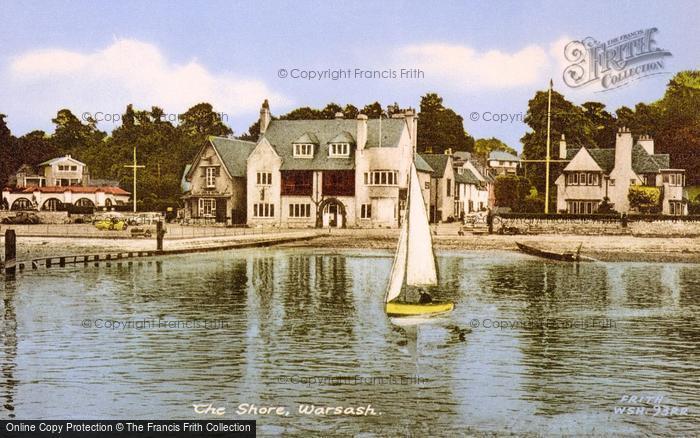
left=156, top=221, right=164, bottom=252
left=4, top=229, right=16, bottom=277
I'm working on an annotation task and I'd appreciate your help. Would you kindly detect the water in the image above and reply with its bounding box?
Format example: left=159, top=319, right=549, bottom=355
left=1, top=249, right=699, bottom=436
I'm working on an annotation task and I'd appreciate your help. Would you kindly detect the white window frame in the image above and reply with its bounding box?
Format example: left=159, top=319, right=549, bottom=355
left=293, top=143, right=314, bottom=158
left=329, top=143, right=350, bottom=157
left=360, top=203, right=371, bottom=219
left=253, top=203, right=275, bottom=218
left=367, top=170, right=398, bottom=186
left=198, top=198, right=216, bottom=217
left=288, top=203, right=311, bottom=218
left=205, top=167, right=216, bottom=188
left=256, top=172, right=272, bottom=186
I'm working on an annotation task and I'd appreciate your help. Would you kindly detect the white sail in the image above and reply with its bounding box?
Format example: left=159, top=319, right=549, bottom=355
left=405, top=162, right=438, bottom=286
left=384, top=220, right=407, bottom=303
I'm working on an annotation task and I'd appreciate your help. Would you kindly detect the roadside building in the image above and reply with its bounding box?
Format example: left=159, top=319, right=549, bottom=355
left=555, top=128, right=687, bottom=215
left=488, top=150, right=520, bottom=176
left=419, top=152, right=456, bottom=222
left=182, top=100, right=432, bottom=227
left=1, top=155, right=130, bottom=211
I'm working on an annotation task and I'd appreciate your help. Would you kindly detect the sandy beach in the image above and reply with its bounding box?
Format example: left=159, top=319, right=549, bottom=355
left=2, top=224, right=700, bottom=263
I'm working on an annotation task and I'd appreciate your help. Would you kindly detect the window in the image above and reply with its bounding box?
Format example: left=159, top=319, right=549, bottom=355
left=206, top=167, right=217, bottom=187
left=253, top=203, right=275, bottom=217
left=669, top=201, right=683, bottom=216
left=70, top=165, right=77, bottom=171
left=198, top=198, right=216, bottom=217
left=288, top=203, right=311, bottom=218
left=329, top=143, right=350, bottom=157
left=665, top=173, right=684, bottom=187
left=567, top=200, right=599, bottom=214
left=567, top=172, right=599, bottom=186
left=293, top=143, right=314, bottom=157
left=366, top=170, right=398, bottom=186
left=360, top=203, right=371, bottom=219
left=446, top=178, right=452, bottom=197
left=256, top=172, right=272, bottom=185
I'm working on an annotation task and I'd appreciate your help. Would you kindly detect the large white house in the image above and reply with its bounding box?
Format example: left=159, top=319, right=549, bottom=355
left=182, top=100, right=436, bottom=227
left=555, top=128, right=687, bottom=215
left=1, top=155, right=130, bottom=211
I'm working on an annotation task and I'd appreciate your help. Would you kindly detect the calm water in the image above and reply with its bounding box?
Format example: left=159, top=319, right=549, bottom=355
left=1, top=249, right=699, bottom=436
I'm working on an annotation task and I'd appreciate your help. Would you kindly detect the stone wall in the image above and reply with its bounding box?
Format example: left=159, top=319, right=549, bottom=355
left=497, top=216, right=700, bottom=237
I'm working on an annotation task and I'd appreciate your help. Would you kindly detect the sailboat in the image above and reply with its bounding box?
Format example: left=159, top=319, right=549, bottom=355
left=384, top=160, right=455, bottom=318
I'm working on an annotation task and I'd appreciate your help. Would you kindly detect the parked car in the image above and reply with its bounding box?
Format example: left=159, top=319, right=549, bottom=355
left=1, top=212, right=41, bottom=224
left=94, top=218, right=128, bottom=231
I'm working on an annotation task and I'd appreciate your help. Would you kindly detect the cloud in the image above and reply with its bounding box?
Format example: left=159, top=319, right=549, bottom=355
left=4, top=39, right=287, bottom=131
left=395, top=42, right=551, bottom=90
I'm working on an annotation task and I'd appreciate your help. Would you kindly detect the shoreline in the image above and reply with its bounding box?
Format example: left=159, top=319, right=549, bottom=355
left=2, top=228, right=700, bottom=264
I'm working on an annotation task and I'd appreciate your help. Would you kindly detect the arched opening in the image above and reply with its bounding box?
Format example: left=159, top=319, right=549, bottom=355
left=42, top=198, right=63, bottom=211
left=11, top=198, right=32, bottom=211
left=75, top=198, right=95, bottom=208
left=105, top=198, right=113, bottom=207
left=316, top=198, right=347, bottom=228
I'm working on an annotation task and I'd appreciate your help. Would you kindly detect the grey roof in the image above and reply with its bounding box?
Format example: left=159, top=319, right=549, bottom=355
left=419, top=154, right=451, bottom=177
left=181, top=164, right=192, bottom=192
left=292, top=132, right=320, bottom=144
left=209, top=137, right=257, bottom=177
left=566, top=144, right=673, bottom=174
left=415, top=155, right=434, bottom=173
left=455, top=168, right=481, bottom=185
left=489, top=150, right=520, bottom=161
left=264, top=118, right=406, bottom=171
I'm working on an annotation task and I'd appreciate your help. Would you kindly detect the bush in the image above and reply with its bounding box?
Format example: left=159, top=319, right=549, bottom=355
left=628, top=185, right=661, bottom=213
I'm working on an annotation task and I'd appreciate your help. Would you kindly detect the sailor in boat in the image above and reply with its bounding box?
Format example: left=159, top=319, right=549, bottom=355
left=418, top=290, right=433, bottom=304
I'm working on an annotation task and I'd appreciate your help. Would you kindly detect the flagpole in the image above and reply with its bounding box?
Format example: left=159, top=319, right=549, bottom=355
left=544, top=79, right=553, bottom=214
left=132, top=146, right=137, bottom=213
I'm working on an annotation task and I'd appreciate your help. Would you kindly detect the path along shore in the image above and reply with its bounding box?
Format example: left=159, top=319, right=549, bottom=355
left=1, top=223, right=699, bottom=264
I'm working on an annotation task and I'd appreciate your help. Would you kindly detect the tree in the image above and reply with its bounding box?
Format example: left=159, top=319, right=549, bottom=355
left=178, top=103, right=232, bottom=140
left=417, top=93, right=474, bottom=154
left=628, top=185, right=661, bottom=213
left=581, top=101, right=616, bottom=149
left=50, top=109, right=106, bottom=157
left=0, top=114, right=18, bottom=187
left=493, top=174, right=533, bottom=210
left=473, top=137, right=517, bottom=161
left=361, top=102, right=383, bottom=118
left=521, top=89, right=597, bottom=194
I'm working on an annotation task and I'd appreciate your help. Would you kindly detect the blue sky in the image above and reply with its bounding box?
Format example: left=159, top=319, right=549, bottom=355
left=1, top=0, right=698, bottom=150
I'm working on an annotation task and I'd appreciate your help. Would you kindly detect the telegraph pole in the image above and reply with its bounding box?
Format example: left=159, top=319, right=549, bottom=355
left=123, top=146, right=145, bottom=213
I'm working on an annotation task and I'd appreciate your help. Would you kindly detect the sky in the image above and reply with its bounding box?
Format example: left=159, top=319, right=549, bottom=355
left=1, top=0, right=698, bottom=151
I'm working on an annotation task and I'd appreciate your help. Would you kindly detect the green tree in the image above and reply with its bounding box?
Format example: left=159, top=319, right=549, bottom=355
left=628, top=185, right=661, bottom=213
left=417, top=93, right=474, bottom=154
left=178, top=103, right=232, bottom=140
left=0, top=114, right=18, bottom=187
left=521, top=89, right=596, bottom=194
left=473, top=137, right=517, bottom=161
left=581, top=101, right=616, bottom=149
left=361, top=102, right=384, bottom=118
left=493, top=174, right=533, bottom=210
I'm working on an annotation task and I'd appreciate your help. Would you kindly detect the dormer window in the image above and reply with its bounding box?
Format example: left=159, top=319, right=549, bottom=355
left=294, top=143, right=314, bottom=158
left=329, top=143, right=350, bottom=157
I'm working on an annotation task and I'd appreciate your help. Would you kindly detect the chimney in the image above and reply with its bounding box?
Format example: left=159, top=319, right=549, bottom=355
left=404, top=108, right=417, bottom=153
left=334, top=112, right=344, bottom=119
left=614, top=126, right=633, bottom=173
left=638, top=134, right=654, bottom=155
left=356, top=114, right=368, bottom=151
left=444, top=148, right=453, bottom=155
left=259, top=99, right=271, bottom=138
left=559, top=134, right=567, bottom=159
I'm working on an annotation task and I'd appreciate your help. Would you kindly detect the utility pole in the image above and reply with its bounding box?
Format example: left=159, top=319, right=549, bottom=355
left=544, top=79, right=553, bottom=214
left=123, top=146, right=145, bottom=213
left=520, top=80, right=570, bottom=213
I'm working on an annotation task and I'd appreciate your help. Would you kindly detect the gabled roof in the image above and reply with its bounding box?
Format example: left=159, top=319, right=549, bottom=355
left=419, top=154, right=451, bottom=178
left=489, top=150, right=519, bottom=161
left=327, top=131, right=355, bottom=144
left=565, top=144, right=673, bottom=174
left=264, top=118, right=406, bottom=171
left=39, top=155, right=86, bottom=167
left=415, top=155, right=434, bottom=174
left=181, top=164, right=192, bottom=192
left=292, top=132, right=319, bottom=144
left=455, top=167, right=481, bottom=185
left=208, top=137, right=257, bottom=177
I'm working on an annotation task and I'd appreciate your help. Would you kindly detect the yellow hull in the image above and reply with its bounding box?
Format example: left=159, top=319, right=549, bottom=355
left=385, top=301, right=455, bottom=317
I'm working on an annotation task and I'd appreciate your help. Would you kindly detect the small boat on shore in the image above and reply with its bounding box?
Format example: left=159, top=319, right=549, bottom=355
left=516, top=242, right=596, bottom=262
